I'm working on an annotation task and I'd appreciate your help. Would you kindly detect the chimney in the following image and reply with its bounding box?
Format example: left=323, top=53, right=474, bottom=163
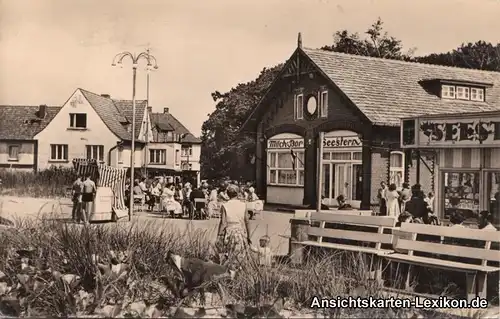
left=38, top=104, right=47, bottom=119
left=147, top=107, right=152, bottom=113
left=163, top=107, right=169, bottom=114
left=101, top=94, right=111, bottom=98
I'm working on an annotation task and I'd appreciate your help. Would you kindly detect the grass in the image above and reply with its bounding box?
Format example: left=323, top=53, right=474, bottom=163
left=0, top=167, right=75, bottom=198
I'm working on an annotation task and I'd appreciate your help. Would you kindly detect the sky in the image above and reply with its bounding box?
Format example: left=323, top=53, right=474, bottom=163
left=1, top=0, right=499, bottom=137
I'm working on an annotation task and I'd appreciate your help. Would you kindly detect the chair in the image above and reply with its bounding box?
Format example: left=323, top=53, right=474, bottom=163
left=133, top=194, right=145, bottom=213
left=194, top=198, right=207, bottom=219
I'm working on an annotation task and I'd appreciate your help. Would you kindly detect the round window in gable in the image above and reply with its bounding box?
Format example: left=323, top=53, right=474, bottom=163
left=305, top=95, right=318, bottom=116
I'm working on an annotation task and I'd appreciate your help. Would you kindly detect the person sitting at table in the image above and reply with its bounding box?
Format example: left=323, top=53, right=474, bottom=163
left=336, top=195, right=352, bottom=210
left=161, top=183, right=182, bottom=217
left=148, top=181, right=161, bottom=211
left=478, top=210, right=497, bottom=231
left=449, top=211, right=466, bottom=228
left=245, top=187, right=259, bottom=202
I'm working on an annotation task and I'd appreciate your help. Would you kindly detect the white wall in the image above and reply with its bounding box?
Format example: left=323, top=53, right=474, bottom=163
left=0, top=141, right=35, bottom=170
left=267, top=186, right=303, bottom=206
left=34, top=89, right=120, bottom=170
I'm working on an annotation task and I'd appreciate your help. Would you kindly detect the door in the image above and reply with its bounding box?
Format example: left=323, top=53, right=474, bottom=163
left=322, top=163, right=334, bottom=206
left=351, top=164, right=363, bottom=209
left=334, top=164, right=350, bottom=202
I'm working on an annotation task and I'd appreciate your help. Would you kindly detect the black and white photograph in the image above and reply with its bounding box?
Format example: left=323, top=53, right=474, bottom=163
left=0, top=0, right=499, bottom=317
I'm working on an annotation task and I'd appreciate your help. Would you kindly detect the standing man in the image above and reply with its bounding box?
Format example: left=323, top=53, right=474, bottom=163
left=82, top=174, right=97, bottom=224
left=71, top=175, right=84, bottom=222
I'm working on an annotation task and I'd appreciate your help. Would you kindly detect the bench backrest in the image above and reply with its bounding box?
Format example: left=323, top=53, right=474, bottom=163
left=295, top=209, right=373, bottom=219
left=308, top=212, right=397, bottom=250
left=395, top=223, right=500, bottom=264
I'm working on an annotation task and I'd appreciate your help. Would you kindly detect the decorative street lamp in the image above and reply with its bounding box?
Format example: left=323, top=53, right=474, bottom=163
left=112, top=50, right=158, bottom=221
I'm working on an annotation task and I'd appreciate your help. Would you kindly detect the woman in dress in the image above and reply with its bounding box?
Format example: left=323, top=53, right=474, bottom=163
left=217, top=184, right=251, bottom=269
left=206, top=185, right=219, bottom=218
left=386, top=183, right=401, bottom=217
left=161, top=183, right=182, bottom=217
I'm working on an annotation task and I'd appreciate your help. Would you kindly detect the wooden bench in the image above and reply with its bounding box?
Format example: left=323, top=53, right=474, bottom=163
left=386, top=222, right=500, bottom=301
left=290, top=213, right=397, bottom=281
left=294, top=209, right=373, bottom=219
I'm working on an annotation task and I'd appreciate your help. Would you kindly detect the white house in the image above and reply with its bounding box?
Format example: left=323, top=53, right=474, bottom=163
left=33, top=88, right=151, bottom=170
left=149, top=108, right=202, bottom=187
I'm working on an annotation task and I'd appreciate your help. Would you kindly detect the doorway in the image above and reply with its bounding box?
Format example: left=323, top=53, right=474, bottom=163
left=322, top=162, right=362, bottom=208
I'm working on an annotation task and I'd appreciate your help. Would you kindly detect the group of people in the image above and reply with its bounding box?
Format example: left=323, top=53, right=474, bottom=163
left=124, top=177, right=261, bottom=220
left=71, top=174, right=97, bottom=224
left=377, top=181, right=497, bottom=231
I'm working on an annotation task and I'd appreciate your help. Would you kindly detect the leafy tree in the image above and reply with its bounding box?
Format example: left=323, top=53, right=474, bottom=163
left=414, top=41, right=500, bottom=71
left=200, top=65, right=282, bottom=181
left=321, top=17, right=415, bottom=59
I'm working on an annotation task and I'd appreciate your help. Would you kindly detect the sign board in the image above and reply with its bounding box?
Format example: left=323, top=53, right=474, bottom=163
left=417, top=117, right=500, bottom=148
left=267, top=138, right=304, bottom=149
left=323, top=135, right=362, bottom=148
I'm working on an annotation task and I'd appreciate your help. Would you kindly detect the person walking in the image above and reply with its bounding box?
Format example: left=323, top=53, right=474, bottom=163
left=81, top=174, right=97, bottom=224
left=217, top=184, right=251, bottom=269
left=377, top=182, right=388, bottom=215
left=71, top=175, right=83, bottom=222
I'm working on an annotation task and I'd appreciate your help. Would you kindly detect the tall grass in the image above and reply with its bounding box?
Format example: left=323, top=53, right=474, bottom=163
left=0, top=167, right=75, bottom=198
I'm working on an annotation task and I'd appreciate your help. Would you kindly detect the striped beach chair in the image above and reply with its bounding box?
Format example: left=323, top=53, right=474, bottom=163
left=72, top=158, right=128, bottom=220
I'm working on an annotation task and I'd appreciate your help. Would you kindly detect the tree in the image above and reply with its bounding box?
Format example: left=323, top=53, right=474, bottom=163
left=414, top=41, right=500, bottom=71
left=200, top=65, right=283, bottom=181
left=321, top=17, right=415, bottom=60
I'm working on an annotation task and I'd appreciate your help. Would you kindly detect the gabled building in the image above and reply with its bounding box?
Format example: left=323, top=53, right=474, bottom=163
left=0, top=105, right=61, bottom=171
left=33, top=88, right=151, bottom=170
left=149, top=107, right=202, bottom=187
left=240, top=34, right=500, bottom=210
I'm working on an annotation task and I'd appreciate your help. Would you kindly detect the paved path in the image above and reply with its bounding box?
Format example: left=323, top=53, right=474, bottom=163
left=0, top=196, right=292, bottom=256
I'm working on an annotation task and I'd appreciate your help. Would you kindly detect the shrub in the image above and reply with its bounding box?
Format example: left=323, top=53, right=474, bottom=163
left=0, top=167, right=76, bottom=198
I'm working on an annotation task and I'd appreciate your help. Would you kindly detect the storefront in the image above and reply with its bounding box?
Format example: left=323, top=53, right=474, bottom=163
left=321, top=130, right=363, bottom=208
left=401, top=110, right=500, bottom=226
left=266, top=133, right=305, bottom=206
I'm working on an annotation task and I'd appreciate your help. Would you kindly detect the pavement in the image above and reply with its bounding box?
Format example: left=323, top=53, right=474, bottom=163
left=0, top=195, right=292, bottom=256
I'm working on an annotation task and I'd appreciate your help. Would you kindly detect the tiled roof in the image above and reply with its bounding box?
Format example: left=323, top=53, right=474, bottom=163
left=80, top=89, right=147, bottom=141
left=113, top=99, right=148, bottom=139
left=0, top=105, right=61, bottom=140
left=302, top=48, right=500, bottom=126
left=150, top=111, right=202, bottom=144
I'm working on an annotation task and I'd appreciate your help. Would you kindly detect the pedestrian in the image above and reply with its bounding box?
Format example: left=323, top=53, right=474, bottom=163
left=71, top=175, right=83, bottom=222
left=82, top=174, right=97, bottom=224
left=216, top=184, right=251, bottom=269
left=386, top=183, right=401, bottom=217
left=399, top=183, right=411, bottom=213
left=377, top=181, right=388, bottom=215
left=478, top=210, right=497, bottom=231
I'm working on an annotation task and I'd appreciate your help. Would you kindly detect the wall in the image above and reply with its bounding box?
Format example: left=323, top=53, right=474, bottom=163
left=267, top=186, right=303, bottom=206
left=0, top=141, right=35, bottom=170
left=147, top=143, right=176, bottom=170
left=34, top=89, right=121, bottom=170
left=119, top=145, right=145, bottom=168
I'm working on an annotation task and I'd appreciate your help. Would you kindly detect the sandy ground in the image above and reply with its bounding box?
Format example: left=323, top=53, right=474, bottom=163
left=0, top=195, right=292, bottom=256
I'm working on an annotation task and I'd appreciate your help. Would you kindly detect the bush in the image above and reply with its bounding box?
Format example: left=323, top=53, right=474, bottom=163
left=0, top=167, right=76, bottom=198
left=0, top=216, right=418, bottom=318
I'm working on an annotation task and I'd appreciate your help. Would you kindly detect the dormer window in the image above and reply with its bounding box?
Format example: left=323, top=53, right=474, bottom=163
left=471, top=88, right=485, bottom=102
left=441, top=84, right=485, bottom=102
left=441, top=85, right=455, bottom=99
left=456, top=86, right=470, bottom=100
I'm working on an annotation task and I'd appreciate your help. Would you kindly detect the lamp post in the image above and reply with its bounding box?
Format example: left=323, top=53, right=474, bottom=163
left=112, top=50, right=158, bottom=221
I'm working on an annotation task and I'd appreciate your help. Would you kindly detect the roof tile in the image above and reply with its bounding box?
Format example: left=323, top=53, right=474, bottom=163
left=150, top=111, right=201, bottom=143
left=0, top=105, right=61, bottom=140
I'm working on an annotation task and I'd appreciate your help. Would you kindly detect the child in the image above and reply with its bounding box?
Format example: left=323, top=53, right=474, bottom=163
left=250, top=235, right=272, bottom=267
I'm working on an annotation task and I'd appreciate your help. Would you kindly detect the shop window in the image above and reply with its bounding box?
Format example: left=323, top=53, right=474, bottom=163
left=485, top=171, right=500, bottom=226
left=443, top=171, right=480, bottom=221
left=389, top=151, right=404, bottom=189
left=268, top=151, right=304, bottom=186
left=331, top=152, right=351, bottom=161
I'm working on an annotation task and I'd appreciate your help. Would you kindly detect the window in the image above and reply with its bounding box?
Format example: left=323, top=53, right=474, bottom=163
left=443, top=172, right=480, bottom=221
left=267, top=151, right=304, bottom=186
left=456, top=86, right=470, bottom=100
left=175, top=150, right=180, bottom=165
left=181, top=146, right=193, bottom=157
left=441, top=85, right=456, bottom=99
left=86, top=145, right=104, bottom=162
left=319, top=91, right=328, bottom=118
left=50, top=144, right=68, bottom=161
left=69, top=113, right=87, bottom=129
left=294, top=94, right=304, bottom=120
left=149, top=149, right=166, bottom=164
left=471, top=88, right=485, bottom=101
left=8, top=145, right=19, bottom=160
left=181, top=161, right=193, bottom=170
left=117, top=147, right=123, bottom=163
left=389, top=151, right=405, bottom=189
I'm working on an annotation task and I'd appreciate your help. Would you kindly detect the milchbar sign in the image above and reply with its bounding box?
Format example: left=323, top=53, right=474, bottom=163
left=323, top=136, right=362, bottom=148
left=418, top=117, right=500, bottom=147
left=267, top=138, right=305, bottom=149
